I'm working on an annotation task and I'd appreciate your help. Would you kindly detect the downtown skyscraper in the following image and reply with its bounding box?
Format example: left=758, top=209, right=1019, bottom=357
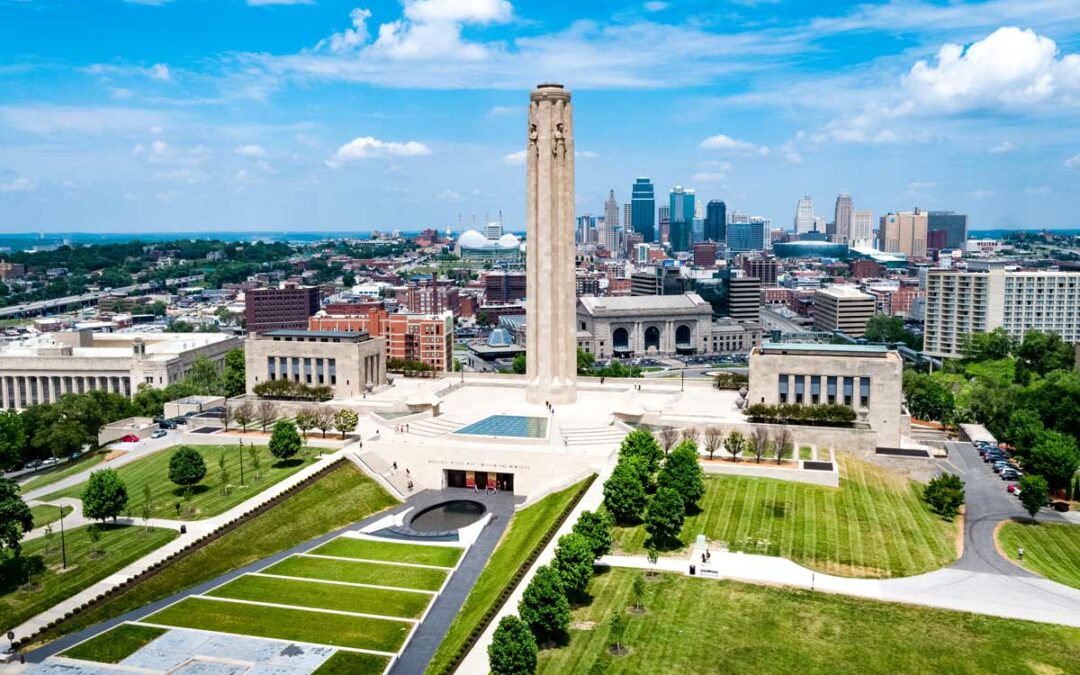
left=669, top=185, right=695, bottom=253
left=631, top=177, right=656, bottom=243
left=794, top=195, right=815, bottom=234
left=833, top=193, right=853, bottom=243
left=705, top=200, right=726, bottom=243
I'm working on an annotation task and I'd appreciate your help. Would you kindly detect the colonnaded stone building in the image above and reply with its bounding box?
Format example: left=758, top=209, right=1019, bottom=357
left=0, top=329, right=239, bottom=409
left=747, top=343, right=907, bottom=447
left=245, top=329, right=386, bottom=400
left=576, top=293, right=762, bottom=358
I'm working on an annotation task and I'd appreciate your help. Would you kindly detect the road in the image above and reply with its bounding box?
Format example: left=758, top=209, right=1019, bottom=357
left=760, top=306, right=808, bottom=334
left=0, top=283, right=152, bottom=319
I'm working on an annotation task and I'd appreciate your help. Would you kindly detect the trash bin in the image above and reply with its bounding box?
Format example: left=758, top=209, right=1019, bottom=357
left=180, top=524, right=187, bottom=535
left=689, top=564, right=696, bottom=576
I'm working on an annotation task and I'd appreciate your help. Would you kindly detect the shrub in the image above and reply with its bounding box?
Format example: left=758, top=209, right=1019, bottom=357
left=745, top=403, right=857, bottom=427
left=252, top=379, right=333, bottom=401
left=268, top=420, right=302, bottom=461
left=923, top=473, right=964, bottom=519
left=168, top=446, right=207, bottom=496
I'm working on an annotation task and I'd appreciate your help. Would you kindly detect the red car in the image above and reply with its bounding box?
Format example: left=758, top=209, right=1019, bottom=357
left=119, top=434, right=140, bottom=443
left=1007, top=484, right=1018, bottom=493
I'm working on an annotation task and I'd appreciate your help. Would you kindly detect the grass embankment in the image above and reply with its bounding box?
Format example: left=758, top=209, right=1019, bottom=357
left=21, top=453, right=107, bottom=493
left=44, top=444, right=316, bottom=520
left=61, top=624, right=165, bottom=663
left=146, top=596, right=410, bottom=652
left=425, top=478, right=591, bottom=675
left=263, top=555, right=447, bottom=591
left=28, top=463, right=395, bottom=648
left=310, top=538, right=462, bottom=567
left=998, top=521, right=1080, bottom=589
left=30, top=504, right=72, bottom=529
left=208, top=574, right=431, bottom=619
left=0, top=525, right=177, bottom=632
left=613, top=457, right=957, bottom=578
left=538, top=569, right=1080, bottom=674
left=313, top=650, right=389, bottom=674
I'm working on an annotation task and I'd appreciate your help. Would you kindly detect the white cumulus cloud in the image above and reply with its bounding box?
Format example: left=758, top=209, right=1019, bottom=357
left=327, top=136, right=431, bottom=166
left=989, top=141, right=1016, bottom=154
left=403, top=0, right=512, bottom=24
left=698, top=134, right=769, bottom=155
left=149, top=63, right=171, bottom=81
left=503, top=150, right=526, bottom=165
left=0, top=176, right=36, bottom=192
left=1066, top=153, right=1080, bottom=168
left=235, top=144, right=267, bottom=157
left=643, top=1, right=668, bottom=11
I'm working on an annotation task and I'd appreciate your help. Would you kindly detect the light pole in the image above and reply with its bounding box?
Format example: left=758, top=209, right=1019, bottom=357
left=238, top=438, right=245, bottom=486
left=58, top=505, right=67, bottom=570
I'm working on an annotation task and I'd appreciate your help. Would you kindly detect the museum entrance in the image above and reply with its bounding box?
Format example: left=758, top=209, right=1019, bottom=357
left=445, top=469, right=514, bottom=493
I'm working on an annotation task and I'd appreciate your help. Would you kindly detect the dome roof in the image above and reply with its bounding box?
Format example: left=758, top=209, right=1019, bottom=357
left=487, top=328, right=514, bottom=347
left=458, top=229, right=489, bottom=249
left=498, top=233, right=521, bottom=247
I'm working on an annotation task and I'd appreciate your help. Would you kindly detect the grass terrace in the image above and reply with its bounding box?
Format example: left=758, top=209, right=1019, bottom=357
left=208, top=574, right=432, bottom=619
left=612, top=456, right=957, bottom=578
left=44, top=444, right=316, bottom=520
left=998, top=521, right=1080, bottom=590
left=60, top=624, right=166, bottom=664
left=145, top=596, right=411, bottom=652
left=313, top=650, right=390, bottom=674
left=28, top=463, right=396, bottom=647
left=537, top=569, right=1080, bottom=673
left=426, top=477, right=591, bottom=675
left=29, top=504, right=72, bottom=530
left=263, top=555, right=448, bottom=591
left=310, top=537, right=462, bottom=568
left=1, top=524, right=177, bottom=632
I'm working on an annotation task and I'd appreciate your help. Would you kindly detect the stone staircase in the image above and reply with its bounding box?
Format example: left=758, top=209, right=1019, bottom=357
left=910, top=426, right=949, bottom=448
left=559, top=424, right=627, bottom=447
left=354, top=450, right=421, bottom=498
left=406, top=417, right=464, bottom=438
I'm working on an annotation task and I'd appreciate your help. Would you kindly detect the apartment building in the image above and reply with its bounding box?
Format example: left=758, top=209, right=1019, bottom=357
left=309, top=309, right=454, bottom=372
left=813, top=285, right=875, bottom=338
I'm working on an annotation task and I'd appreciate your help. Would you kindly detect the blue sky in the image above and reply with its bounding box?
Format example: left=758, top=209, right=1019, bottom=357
left=0, top=0, right=1078, bottom=233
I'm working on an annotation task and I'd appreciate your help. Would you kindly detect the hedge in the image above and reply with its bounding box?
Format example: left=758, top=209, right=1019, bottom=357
left=745, top=402, right=856, bottom=427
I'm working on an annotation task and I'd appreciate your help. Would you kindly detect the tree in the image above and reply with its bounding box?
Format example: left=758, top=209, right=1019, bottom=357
left=0, top=410, right=26, bottom=471
left=645, top=486, right=685, bottom=547
left=680, top=425, right=698, bottom=445
left=553, top=532, right=595, bottom=602
left=1025, top=430, right=1080, bottom=491
left=703, top=426, right=723, bottom=460
left=609, top=611, right=626, bottom=654
left=658, top=441, right=705, bottom=509
left=233, top=400, right=254, bottom=432
left=248, top=443, right=262, bottom=480
left=488, top=615, right=538, bottom=675
left=617, top=429, right=663, bottom=474
left=313, top=407, right=335, bottom=438
left=646, top=543, right=658, bottom=571
left=602, top=461, right=648, bottom=525
left=148, top=300, right=167, bottom=316
left=631, top=573, right=646, bottom=611
left=962, top=327, right=1012, bottom=361
left=168, top=446, right=207, bottom=497
left=335, top=408, right=358, bottom=439
left=576, top=348, right=595, bottom=374
left=223, top=405, right=235, bottom=432
left=256, top=400, right=277, bottom=432
left=572, top=510, right=613, bottom=559
left=82, top=469, right=128, bottom=522
left=1003, top=409, right=1045, bottom=460
left=222, top=348, right=246, bottom=398
left=519, top=565, right=570, bottom=646
left=1019, top=475, right=1049, bottom=520
left=187, top=354, right=222, bottom=396
left=923, top=473, right=965, bottom=519
left=772, top=428, right=792, bottom=465
left=0, top=478, right=33, bottom=556
left=269, top=420, right=302, bottom=461
left=724, top=430, right=745, bottom=462
left=295, top=407, right=317, bottom=440
left=36, top=418, right=90, bottom=461
left=902, top=370, right=956, bottom=424
left=512, top=353, right=526, bottom=375
left=658, top=427, right=679, bottom=455
left=1016, top=330, right=1075, bottom=380
left=749, top=427, right=769, bottom=463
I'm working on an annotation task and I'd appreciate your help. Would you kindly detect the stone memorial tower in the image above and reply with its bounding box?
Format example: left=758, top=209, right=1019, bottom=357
left=526, top=83, right=577, bottom=405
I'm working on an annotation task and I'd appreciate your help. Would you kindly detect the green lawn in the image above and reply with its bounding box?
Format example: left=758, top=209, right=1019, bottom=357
left=998, top=521, right=1080, bottom=589
left=44, top=444, right=316, bottom=521
left=425, top=477, right=592, bottom=675
left=146, top=596, right=411, bottom=652
left=30, top=504, right=72, bottom=530
left=0, top=524, right=177, bottom=632
left=313, top=650, right=390, bottom=674
left=612, top=457, right=957, bottom=578
left=537, top=568, right=1080, bottom=674
left=310, top=538, right=462, bottom=568
left=799, top=445, right=813, bottom=461
left=21, top=452, right=107, bottom=493
left=60, top=624, right=166, bottom=663
left=264, top=555, right=447, bottom=591
left=27, top=463, right=396, bottom=648
left=208, top=574, right=432, bottom=619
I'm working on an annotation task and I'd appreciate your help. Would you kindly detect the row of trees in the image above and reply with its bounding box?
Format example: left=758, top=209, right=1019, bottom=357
left=744, top=403, right=856, bottom=427
left=224, top=402, right=358, bottom=439
left=251, top=379, right=334, bottom=402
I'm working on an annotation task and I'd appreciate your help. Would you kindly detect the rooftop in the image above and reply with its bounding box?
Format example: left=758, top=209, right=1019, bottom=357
left=578, top=293, right=710, bottom=314
left=260, top=329, right=371, bottom=342
left=817, top=285, right=873, bottom=299
left=757, top=343, right=893, bottom=358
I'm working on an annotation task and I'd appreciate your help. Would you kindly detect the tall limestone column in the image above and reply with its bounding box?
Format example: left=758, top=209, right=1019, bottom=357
left=526, top=83, right=577, bottom=405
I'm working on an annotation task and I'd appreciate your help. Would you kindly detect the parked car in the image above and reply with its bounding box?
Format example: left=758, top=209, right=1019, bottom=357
left=119, top=434, right=140, bottom=443
left=151, top=429, right=167, bottom=439
left=1000, top=469, right=1023, bottom=480
left=1007, top=483, right=1018, bottom=493
left=40, top=457, right=60, bottom=467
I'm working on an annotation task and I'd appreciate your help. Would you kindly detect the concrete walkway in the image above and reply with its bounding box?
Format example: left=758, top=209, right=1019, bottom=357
left=8, top=449, right=348, bottom=643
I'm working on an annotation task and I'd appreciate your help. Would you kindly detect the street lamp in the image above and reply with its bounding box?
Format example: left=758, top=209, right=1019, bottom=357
left=238, top=438, right=245, bottom=486
left=57, top=505, right=67, bottom=570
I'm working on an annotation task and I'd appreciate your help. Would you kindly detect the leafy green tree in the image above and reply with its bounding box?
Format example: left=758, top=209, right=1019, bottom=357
left=0, top=477, right=33, bottom=556
left=519, top=565, right=570, bottom=646
left=923, top=473, right=965, bottom=519
left=864, top=314, right=922, bottom=349
left=1016, top=330, right=1075, bottom=380
left=1003, top=409, right=1045, bottom=460
left=269, top=420, right=302, bottom=461
left=618, top=429, right=663, bottom=474
left=609, top=611, right=627, bottom=653
left=81, top=469, right=128, bottom=522
left=962, top=327, right=1012, bottom=361
left=334, top=408, right=358, bottom=439
left=658, top=441, right=705, bottom=509
left=1018, top=475, right=1049, bottom=520
left=631, top=573, right=646, bottom=611
left=168, top=446, right=207, bottom=497
left=295, top=407, right=316, bottom=439
left=187, top=354, right=222, bottom=395
left=724, top=430, right=745, bottom=462
left=902, top=370, right=956, bottom=423
left=572, top=510, right=613, bottom=559
left=602, top=461, right=648, bottom=525
left=644, top=486, right=685, bottom=547
left=223, top=348, right=246, bottom=398
left=0, top=409, right=26, bottom=471
left=488, top=615, right=537, bottom=675
left=512, top=353, right=526, bottom=374
left=1025, top=430, right=1080, bottom=491
left=576, top=348, right=595, bottom=374
left=148, top=301, right=167, bottom=316
left=552, top=532, right=595, bottom=602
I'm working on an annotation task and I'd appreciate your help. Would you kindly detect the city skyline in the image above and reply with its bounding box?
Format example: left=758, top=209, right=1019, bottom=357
left=1, top=0, right=1079, bottom=232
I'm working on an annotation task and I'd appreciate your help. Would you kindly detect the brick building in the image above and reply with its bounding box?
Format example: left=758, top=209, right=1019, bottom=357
left=309, top=309, right=454, bottom=372
left=245, top=285, right=320, bottom=334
